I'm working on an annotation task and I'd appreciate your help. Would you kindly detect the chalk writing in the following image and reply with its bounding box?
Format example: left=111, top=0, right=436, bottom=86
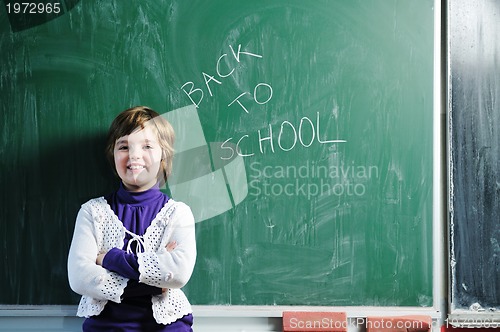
left=220, top=112, right=346, bottom=159
left=180, top=43, right=346, bottom=160
left=180, top=44, right=263, bottom=108
left=228, top=83, right=273, bottom=114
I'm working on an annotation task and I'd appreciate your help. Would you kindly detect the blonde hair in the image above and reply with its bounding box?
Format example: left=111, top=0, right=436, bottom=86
left=105, top=106, right=175, bottom=185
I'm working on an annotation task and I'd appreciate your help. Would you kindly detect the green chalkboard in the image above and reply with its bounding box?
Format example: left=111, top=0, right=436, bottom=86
left=0, top=0, right=434, bottom=306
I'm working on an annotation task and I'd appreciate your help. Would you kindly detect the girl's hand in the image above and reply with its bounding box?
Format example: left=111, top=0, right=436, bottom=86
left=165, top=241, right=177, bottom=252
left=96, top=253, right=106, bottom=266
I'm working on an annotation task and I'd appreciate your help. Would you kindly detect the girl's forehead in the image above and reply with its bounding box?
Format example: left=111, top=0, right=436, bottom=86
left=116, top=126, right=159, bottom=142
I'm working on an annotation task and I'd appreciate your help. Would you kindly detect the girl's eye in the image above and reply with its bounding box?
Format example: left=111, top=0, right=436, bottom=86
left=118, top=145, right=128, bottom=150
left=144, top=145, right=153, bottom=149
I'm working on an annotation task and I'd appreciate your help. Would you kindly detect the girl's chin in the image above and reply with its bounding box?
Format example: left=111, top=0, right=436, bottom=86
left=122, top=179, right=157, bottom=191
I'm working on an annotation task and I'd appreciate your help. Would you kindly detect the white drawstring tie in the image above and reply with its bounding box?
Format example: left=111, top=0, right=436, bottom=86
left=124, top=228, right=146, bottom=254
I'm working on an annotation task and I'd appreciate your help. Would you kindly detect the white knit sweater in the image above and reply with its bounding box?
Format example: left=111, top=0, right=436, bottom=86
left=67, top=197, right=196, bottom=325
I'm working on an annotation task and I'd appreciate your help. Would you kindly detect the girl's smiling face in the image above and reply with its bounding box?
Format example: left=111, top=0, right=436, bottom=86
left=113, top=126, right=163, bottom=192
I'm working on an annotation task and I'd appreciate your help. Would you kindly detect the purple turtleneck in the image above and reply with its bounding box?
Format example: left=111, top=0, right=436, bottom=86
left=105, top=182, right=169, bottom=251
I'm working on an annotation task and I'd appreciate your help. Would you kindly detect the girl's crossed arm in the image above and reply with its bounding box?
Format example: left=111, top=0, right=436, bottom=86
left=97, top=241, right=177, bottom=297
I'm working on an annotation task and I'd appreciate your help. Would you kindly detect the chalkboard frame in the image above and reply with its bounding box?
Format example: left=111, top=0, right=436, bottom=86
left=0, top=0, right=446, bottom=322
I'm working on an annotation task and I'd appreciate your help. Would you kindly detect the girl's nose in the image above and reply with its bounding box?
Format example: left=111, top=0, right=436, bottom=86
left=129, top=147, right=141, bottom=160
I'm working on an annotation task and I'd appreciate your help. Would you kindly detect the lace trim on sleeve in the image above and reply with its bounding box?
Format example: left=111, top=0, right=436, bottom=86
left=152, top=289, right=193, bottom=325
left=76, top=296, right=107, bottom=318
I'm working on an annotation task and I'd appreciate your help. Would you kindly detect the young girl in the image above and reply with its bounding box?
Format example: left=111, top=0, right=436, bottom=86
left=68, top=106, right=196, bottom=331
